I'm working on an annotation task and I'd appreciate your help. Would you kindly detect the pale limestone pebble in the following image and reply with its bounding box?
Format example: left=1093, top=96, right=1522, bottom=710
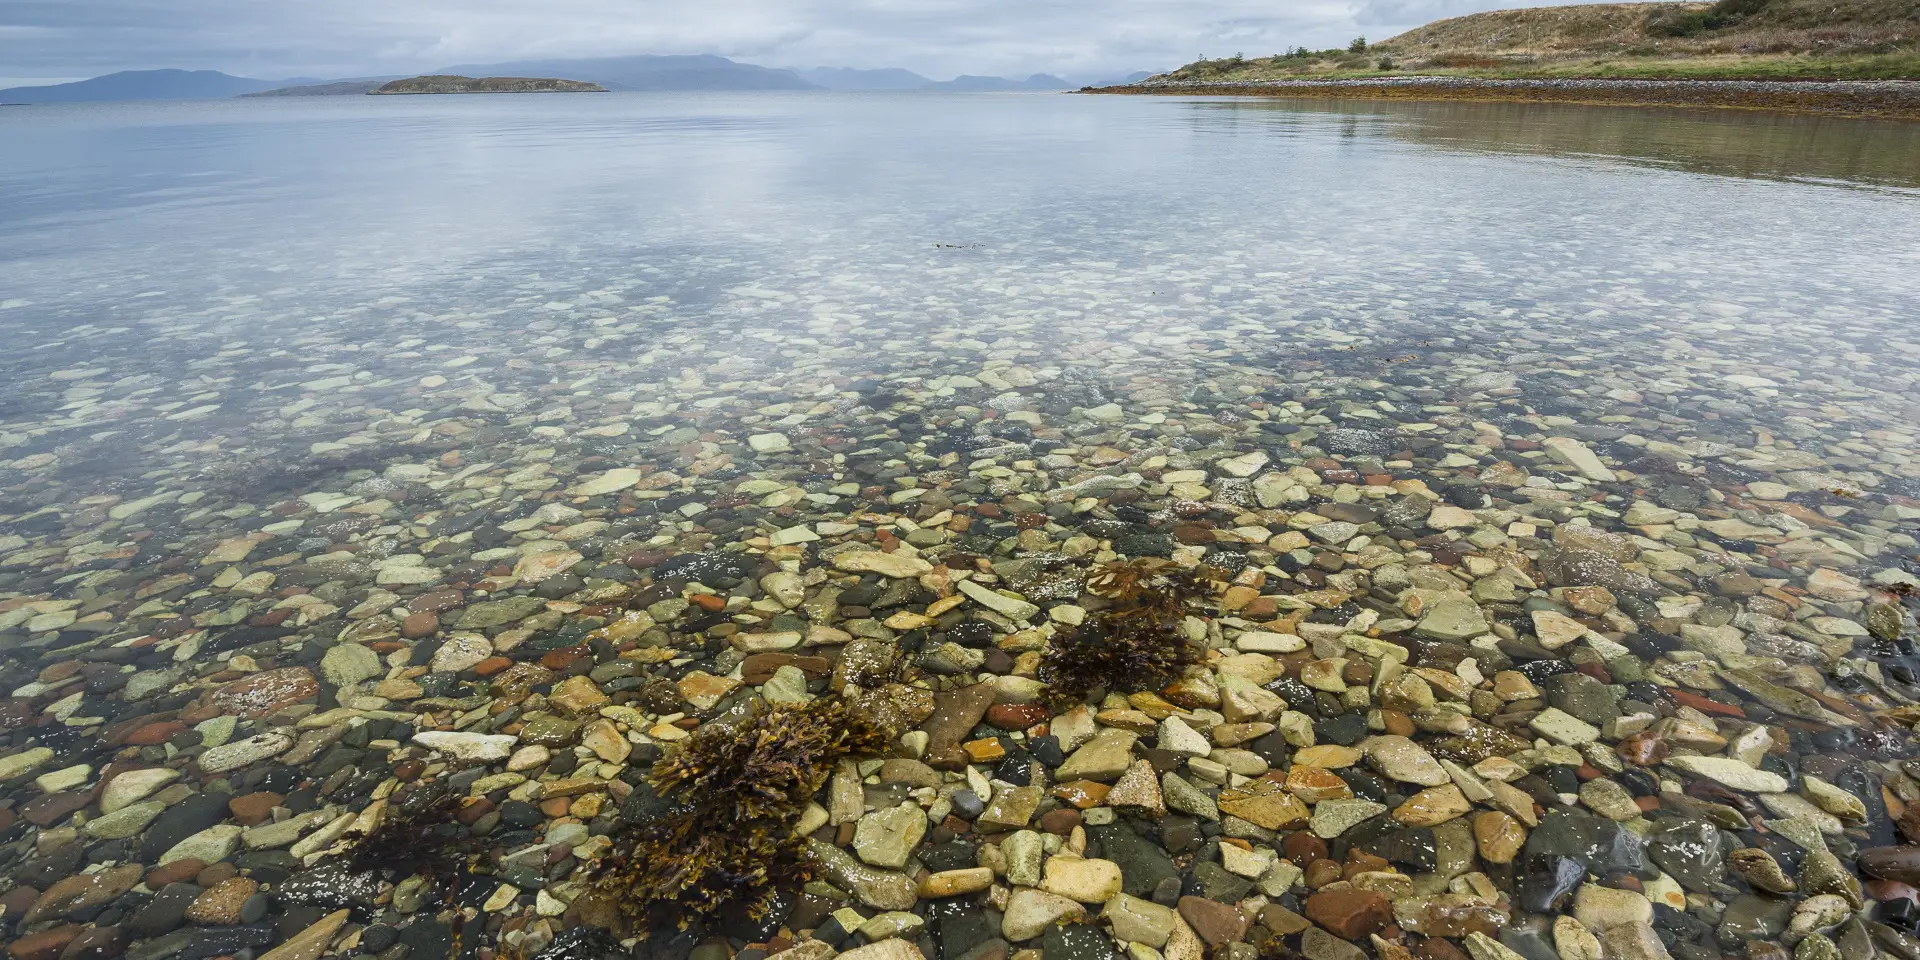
left=199, top=731, right=295, bottom=774
left=1361, top=734, right=1451, bottom=786
left=0, top=746, right=55, bottom=780
left=567, top=468, right=645, bottom=496
left=1158, top=716, right=1211, bottom=758
left=853, top=803, right=928, bottom=869
left=1235, top=630, right=1304, bottom=653
left=918, top=867, right=994, bottom=898
left=429, top=634, right=493, bottom=673
left=956, top=578, right=1040, bottom=621
left=1760, top=792, right=1845, bottom=835
left=1104, top=892, right=1177, bottom=948
left=1529, top=707, right=1601, bottom=746
left=161, top=823, right=245, bottom=865
left=837, top=939, right=927, bottom=960
left=1002, top=887, right=1088, bottom=941
left=833, top=550, right=934, bottom=578
left=101, top=767, right=180, bottom=813
left=85, top=800, right=167, bottom=840
left=1530, top=609, right=1591, bottom=649
left=1553, top=915, right=1604, bottom=960
left=413, top=731, right=518, bottom=762
left=1039, top=856, right=1124, bottom=903
left=244, top=809, right=339, bottom=850
left=255, top=909, right=351, bottom=960
left=1800, top=775, right=1868, bottom=821
left=1312, top=799, right=1389, bottom=838
left=34, top=763, right=92, bottom=793
left=1463, top=933, right=1529, bottom=960
left=1664, top=755, right=1788, bottom=793
left=507, top=745, right=552, bottom=772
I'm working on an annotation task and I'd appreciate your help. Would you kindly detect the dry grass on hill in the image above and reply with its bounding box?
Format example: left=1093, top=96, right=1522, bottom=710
left=1155, top=0, right=1920, bottom=81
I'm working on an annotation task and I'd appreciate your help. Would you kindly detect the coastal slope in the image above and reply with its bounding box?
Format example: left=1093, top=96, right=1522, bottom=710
left=370, top=76, right=607, bottom=95
left=1150, top=0, right=1920, bottom=81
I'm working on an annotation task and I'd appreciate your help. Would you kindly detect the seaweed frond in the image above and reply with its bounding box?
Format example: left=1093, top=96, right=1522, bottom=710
left=337, top=784, right=489, bottom=884
left=588, top=696, right=891, bottom=932
left=1040, top=558, right=1215, bottom=705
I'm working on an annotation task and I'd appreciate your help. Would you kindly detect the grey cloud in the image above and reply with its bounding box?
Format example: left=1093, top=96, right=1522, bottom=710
left=0, top=0, right=1458, bottom=81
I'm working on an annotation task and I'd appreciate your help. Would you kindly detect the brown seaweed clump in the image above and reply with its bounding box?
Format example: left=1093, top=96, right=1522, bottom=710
left=1039, top=558, right=1214, bottom=705
left=337, top=783, right=490, bottom=885
left=588, top=696, right=891, bottom=931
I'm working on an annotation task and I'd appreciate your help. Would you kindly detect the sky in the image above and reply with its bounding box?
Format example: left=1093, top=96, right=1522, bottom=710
left=0, top=0, right=1582, bottom=85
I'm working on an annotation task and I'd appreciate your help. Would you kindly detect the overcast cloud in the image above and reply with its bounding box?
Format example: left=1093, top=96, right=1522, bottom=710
left=0, top=0, right=1576, bottom=83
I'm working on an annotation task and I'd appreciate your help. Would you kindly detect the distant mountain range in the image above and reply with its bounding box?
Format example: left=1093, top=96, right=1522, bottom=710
left=433, top=55, right=819, bottom=91
left=1, top=59, right=1162, bottom=103
left=0, top=69, right=284, bottom=103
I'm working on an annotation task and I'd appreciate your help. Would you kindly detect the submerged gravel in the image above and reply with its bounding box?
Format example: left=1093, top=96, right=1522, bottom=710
left=2, top=97, right=1920, bottom=960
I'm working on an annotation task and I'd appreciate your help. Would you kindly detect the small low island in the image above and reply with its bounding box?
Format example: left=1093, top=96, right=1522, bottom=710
left=369, top=75, right=607, bottom=95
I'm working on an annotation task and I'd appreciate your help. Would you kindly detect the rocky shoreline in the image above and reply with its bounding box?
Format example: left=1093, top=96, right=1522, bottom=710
left=3, top=355, right=1919, bottom=960
left=2, top=148, right=1920, bottom=960
left=1083, top=78, right=1920, bottom=121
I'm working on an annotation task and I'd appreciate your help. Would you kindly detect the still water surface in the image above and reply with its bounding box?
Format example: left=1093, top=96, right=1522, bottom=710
left=0, top=93, right=1918, bottom=953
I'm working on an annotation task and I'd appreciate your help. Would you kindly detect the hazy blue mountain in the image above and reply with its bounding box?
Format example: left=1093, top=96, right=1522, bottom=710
left=242, top=79, right=403, bottom=97
left=791, top=67, right=933, bottom=91
left=1076, top=71, right=1156, bottom=87
left=0, top=69, right=281, bottom=103
left=433, top=55, right=819, bottom=91
left=921, top=74, right=1071, bottom=92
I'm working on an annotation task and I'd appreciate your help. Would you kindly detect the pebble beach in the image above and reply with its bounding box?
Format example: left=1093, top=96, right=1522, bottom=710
left=2, top=93, right=1919, bottom=960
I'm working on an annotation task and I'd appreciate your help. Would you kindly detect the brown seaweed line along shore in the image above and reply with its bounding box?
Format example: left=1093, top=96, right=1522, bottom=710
left=1080, top=78, right=1920, bottom=121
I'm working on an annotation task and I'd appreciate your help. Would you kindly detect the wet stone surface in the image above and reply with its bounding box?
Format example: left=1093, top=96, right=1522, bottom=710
left=2, top=96, right=1920, bottom=960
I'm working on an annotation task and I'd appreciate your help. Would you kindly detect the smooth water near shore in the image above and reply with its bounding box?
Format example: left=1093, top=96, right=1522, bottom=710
left=2, top=92, right=1918, bottom=501
left=3, top=92, right=1920, bottom=958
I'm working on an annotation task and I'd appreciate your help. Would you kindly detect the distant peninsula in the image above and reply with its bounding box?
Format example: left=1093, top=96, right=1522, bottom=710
left=369, top=75, right=607, bottom=95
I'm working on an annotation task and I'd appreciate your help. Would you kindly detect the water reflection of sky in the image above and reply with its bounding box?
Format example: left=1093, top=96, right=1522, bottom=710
left=0, top=93, right=1916, bottom=444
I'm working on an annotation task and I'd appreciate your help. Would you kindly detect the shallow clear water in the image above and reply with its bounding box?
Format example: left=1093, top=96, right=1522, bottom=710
left=2, top=93, right=1918, bottom=501
left=2, top=92, right=1919, bottom=955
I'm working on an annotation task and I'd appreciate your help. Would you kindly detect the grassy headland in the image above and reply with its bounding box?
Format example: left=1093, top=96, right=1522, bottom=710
left=1152, top=0, right=1920, bottom=81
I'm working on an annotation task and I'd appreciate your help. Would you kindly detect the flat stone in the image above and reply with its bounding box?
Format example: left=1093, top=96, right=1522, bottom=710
left=1002, top=888, right=1087, bottom=942
left=1039, top=856, right=1123, bottom=903
left=85, top=800, right=167, bottom=840
left=1106, top=759, right=1166, bottom=817
left=1362, top=735, right=1450, bottom=786
left=1218, top=779, right=1309, bottom=830
left=833, top=551, right=933, bottom=579
left=1092, top=897, right=1168, bottom=952
left=854, top=804, right=928, bottom=869
left=254, top=909, right=350, bottom=960
left=1474, top=811, right=1526, bottom=864
left=956, top=579, right=1039, bottom=621
left=1414, top=593, right=1488, bottom=641
left=1530, top=610, right=1590, bottom=650
left=101, top=768, right=180, bottom=813
left=1395, top=784, right=1471, bottom=827
left=198, top=731, right=294, bottom=774
left=413, top=731, right=517, bottom=762
left=1665, top=755, right=1788, bottom=793
left=1543, top=437, right=1617, bottom=482
left=429, top=635, right=493, bottom=673
left=1056, top=728, right=1138, bottom=781
left=319, top=643, right=382, bottom=689
left=159, top=824, right=244, bottom=865
left=1312, top=799, right=1388, bottom=839
left=1529, top=707, right=1600, bottom=746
